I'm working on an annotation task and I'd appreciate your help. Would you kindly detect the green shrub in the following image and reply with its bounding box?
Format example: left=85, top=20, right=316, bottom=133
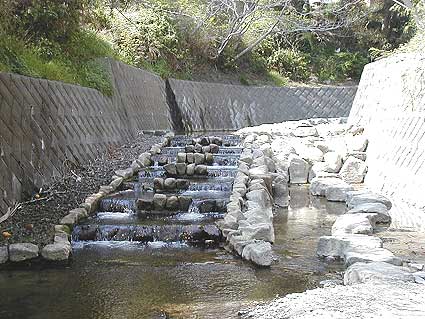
left=267, top=49, right=311, bottom=82
left=312, top=51, right=368, bottom=82
left=111, top=7, right=181, bottom=67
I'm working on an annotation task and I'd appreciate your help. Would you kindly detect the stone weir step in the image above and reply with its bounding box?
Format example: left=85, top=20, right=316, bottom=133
left=169, top=135, right=241, bottom=147
left=72, top=224, right=222, bottom=246
left=138, top=166, right=238, bottom=179
left=152, top=153, right=241, bottom=167
left=160, top=146, right=243, bottom=156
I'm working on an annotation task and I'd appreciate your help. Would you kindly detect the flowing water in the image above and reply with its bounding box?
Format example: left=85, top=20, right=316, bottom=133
left=0, top=134, right=346, bottom=319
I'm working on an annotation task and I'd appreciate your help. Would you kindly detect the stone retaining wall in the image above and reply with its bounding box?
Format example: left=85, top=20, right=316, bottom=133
left=348, top=54, right=425, bottom=231
left=168, top=79, right=357, bottom=131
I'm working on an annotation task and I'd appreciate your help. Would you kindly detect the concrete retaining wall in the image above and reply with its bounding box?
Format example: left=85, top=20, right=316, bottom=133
left=169, top=79, right=357, bottom=131
left=348, top=54, right=425, bottom=231
left=0, top=60, right=169, bottom=215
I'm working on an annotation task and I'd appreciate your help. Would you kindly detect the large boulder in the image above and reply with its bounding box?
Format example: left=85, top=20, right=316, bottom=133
left=339, top=156, right=368, bottom=184
left=324, top=152, right=343, bottom=173
left=9, top=243, right=39, bottom=262
left=325, top=183, right=354, bottom=202
left=346, top=192, right=392, bottom=210
left=289, top=154, right=311, bottom=184
left=272, top=174, right=289, bottom=207
left=164, top=163, right=177, bottom=176
left=242, top=241, right=273, bottom=267
left=240, top=223, right=275, bottom=243
left=153, top=194, right=167, bottom=210
left=344, top=262, right=415, bottom=285
left=346, top=135, right=368, bottom=152
left=308, top=162, right=329, bottom=182
left=246, top=189, right=271, bottom=208
left=310, top=177, right=343, bottom=196
left=344, top=247, right=402, bottom=267
left=41, top=242, right=71, bottom=261
left=332, top=213, right=376, bottom=236
left=346, top=202, right=391, bottom=224
left=317, top=234, right=382, bottom=258
left=0, top=246, right=8, bottom=264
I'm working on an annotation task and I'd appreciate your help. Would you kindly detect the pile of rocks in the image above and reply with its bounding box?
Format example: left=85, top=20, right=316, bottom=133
left=184, top=136, right=223, bottom=154
left=176, top=152, right=214, bottom=165
left=218, top=133, right=289, bottom=267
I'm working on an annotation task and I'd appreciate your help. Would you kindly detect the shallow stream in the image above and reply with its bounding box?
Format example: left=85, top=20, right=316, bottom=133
left=0, top=186, right=345, bottom=319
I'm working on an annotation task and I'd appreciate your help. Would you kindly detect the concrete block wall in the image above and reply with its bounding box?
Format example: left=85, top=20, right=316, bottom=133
left=169, top=79, right=357, bottom=131
left=0, top=60, right=169, bottom=215
left=348, top=54, right=425, bottom=231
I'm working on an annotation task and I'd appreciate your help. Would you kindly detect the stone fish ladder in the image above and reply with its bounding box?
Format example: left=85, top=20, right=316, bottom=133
left=71, top=134, right=242, bottom=250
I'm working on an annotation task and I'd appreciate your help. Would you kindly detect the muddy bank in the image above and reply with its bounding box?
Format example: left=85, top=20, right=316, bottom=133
left=0, top=133, right=162, bottom=247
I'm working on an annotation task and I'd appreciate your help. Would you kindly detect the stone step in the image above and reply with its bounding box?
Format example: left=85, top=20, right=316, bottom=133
left=72, top=224, right=223, bottom=246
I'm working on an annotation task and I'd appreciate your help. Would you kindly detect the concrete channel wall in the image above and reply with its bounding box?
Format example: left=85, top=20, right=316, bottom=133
left=0, top=60, right=357, bottom=216
left=168, top=79, right=357, bottom=131
left=0, top=60, right=170, bottom=215
left=348, top=54, right=425, bottom=231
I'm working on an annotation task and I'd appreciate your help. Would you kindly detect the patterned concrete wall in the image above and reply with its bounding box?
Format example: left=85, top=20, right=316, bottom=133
left=169, top=79, right=357, bottom=131
left=0, top=60, right=169, bottom=215
left=348, top=54, right=425, bottom=231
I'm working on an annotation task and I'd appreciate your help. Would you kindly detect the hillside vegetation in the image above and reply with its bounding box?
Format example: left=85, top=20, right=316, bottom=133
left=0, top=0, right=420, bottom=94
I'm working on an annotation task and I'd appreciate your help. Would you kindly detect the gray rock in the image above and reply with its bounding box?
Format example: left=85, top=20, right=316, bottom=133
left=205, top=153, right=214, bottom=165
left=41, top=243, right=71, bottom=261
left=308, top=162, right=329, bottom=182
left=240, top=223, right=275, bottom=243
left=246, top=189, right=271, bottom=208
left=114, top=168, right=134, bottom=179
left=186, top=153, right=194, bottom=163
left=324, top=152, right=343, bottom=173
left=310, top=177, right=343, bottom=196
left=153, top=178, right=164, bottom=190
left=194, top=153, right=205, bottom=165
left=294, top=125, right=318, bottom=137
left=347, top=193, right=392, bottom=210
left=346, top=135, right=368, bottom=152
left=344, top=247, right=402, bottom=267
left=166, top=196, right=179, bottom=210
left=325, top=183, right=354, bottom=202
left=195, top=165, right=208, bottom=175
left=164, top=178, right=177, bottom=190
left=164, top=163, right=177, bottom=176
left=137, top=152, right=152, bottom=167
left=317, top=234, right=382, bottom=258
left=346, top=203, right=391, bottom=223
left=242, top=241, right=273, bottom=267
left=272, top=174, right=289, bottom=207
left=176, top=153, right=186, bottom=163
left=9, top=243, right=39, bottom=262
left=194, top=143, right=203, bottom=153
left=289, top=155, right=311, bottom=184
left=332, top=213, right=376, bottom=235
left=210, top=143, right=219, bottom=153
left=178, top=196, right=192, bottom=210
left=249, top=165, right=268, bottom=176
left=348, top=151, right=367, bottom=161
left=339, top=156, right=368, bottom=184
left=202, top=146, right=211, bottom=153
left=176, top=163, right=187, bottom=175
left=0, top=246, right=8, bottom=263
left=60, top=208, right=87, bottom=226
left=153, top=194, right=167, bottom=210
left=185, top=145, right=195, bottom=153
left=344, top=262, right=415, bottom=285
left=157, top=156, right=168, bottom=166
left=176, top=179, right=190, bottom=189
left=186, top=163, right=196, bottom=176
left=136, top=198, right=153, bottom=210
left=150, top=144, right=162, bottom=154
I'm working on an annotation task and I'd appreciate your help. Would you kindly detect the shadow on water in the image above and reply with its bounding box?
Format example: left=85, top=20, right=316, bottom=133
left=0, top=186, right=345, bottom=319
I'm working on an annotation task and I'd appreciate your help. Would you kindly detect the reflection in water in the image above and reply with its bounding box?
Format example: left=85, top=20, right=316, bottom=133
left=0, top=186, right=345, bottom=319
